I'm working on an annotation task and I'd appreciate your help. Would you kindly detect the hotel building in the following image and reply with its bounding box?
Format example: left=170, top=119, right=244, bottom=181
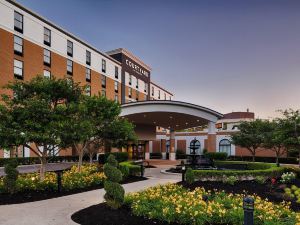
left=0, top=0, right=277, bottom=159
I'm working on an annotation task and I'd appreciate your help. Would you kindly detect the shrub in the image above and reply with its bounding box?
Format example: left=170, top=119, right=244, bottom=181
left=150, top=152, right=162, bottom=159
left=98, top=152, right=128, bottom=164
left=192, top=162, right=284, bottom=181
left=255, top=176, right=266, bottom=184
left=176, top=149, right=186, bottom=159
left=205, top=152, right=227, bottom=160
left=103, top=155, right=125, bottom=209
left=228, top=156, right=298, bottom=164
left=119, top=161, right=141, bottom=176
left=0, top=164, right=105, bottom=193
left=185, top=168, right=195, bottom=184
left=119, top=165, right=129, bottom=179
left=222, top=175, right=238, bottom=185
left=280, top=172, right=296, bottom=184
left=125, top=183, right=299, bottom=225
left=3, top=159, right=19, bottom=194
left=284, top=185, right=300, bottom=203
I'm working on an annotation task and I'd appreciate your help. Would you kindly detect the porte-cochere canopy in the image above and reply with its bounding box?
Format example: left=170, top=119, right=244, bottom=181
left=121, top=100, right=223, bottom=131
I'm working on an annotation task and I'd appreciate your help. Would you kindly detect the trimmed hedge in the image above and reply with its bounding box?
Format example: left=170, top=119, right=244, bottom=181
left=150, top=152, right=162, bottom=159
left=204, top=152, right=228, bottom=160
left=119, top=161, right=142, bottom=176
left=98, top=152, right=128, bottom=164
left=191, top=161, right=285, bottom=181
left=0, top=156, right=81, bottom=167
left=228, top=156, right=298, bottom=164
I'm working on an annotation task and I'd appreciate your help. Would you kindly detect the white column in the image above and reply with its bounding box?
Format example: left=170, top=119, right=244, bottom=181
left=169, top=130, right=176, bottom=160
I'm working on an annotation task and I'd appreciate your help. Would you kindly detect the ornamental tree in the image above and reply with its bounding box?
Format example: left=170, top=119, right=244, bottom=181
left=0, top=76, right=82, bottom=180
left=262, top=120, right=287, bottom=167
left=231, top=119, right=270, bottom=161
left=278, top=109, right=300, bottom=167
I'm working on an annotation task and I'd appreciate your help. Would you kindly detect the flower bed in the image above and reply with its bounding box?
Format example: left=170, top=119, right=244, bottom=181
left=125, top=183, right=300, bottom=225
left=0, top=164, right=105, bottom=193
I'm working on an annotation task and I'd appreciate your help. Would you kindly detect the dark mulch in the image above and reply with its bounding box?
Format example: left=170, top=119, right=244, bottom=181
left=179, top=179, right=300, bottom=211
left=0, top=176, right=147, bottom=205
left=71, top=203, right=180, bottom=225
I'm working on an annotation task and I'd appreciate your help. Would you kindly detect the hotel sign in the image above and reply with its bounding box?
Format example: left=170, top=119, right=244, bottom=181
left=125, top=59, right=149, bottom=77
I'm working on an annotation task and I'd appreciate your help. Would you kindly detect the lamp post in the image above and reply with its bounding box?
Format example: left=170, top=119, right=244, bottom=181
left=243, top=196, right=254, bottom=225
left=182, top=165, right=186, bottom=182
left=140, top=162, right=144, bottom=178
left=55, top=170, right=63, bottom=193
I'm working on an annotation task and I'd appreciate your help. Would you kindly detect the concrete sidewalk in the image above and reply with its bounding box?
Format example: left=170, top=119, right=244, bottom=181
left=0, top=176, right=179, bottom=225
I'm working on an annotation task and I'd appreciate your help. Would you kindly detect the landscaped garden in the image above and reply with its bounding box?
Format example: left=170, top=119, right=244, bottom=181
left=72, top=158, right=300, bottom=225
left=0, top=153, right=144, bottom=205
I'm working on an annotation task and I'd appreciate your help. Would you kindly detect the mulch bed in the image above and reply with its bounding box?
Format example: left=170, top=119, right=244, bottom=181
left=179, top=179, right=300, bottom=211
left=71, top=203, right=180, bottom=225
left=0, top=176, right=147, bottom=205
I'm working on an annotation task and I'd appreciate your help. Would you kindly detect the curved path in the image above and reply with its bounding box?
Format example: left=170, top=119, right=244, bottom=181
left=0, top=160, right=180, bottom=225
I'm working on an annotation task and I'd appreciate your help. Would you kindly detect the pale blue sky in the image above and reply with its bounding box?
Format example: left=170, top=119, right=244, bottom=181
left=17, top=0, right=300, bottom=118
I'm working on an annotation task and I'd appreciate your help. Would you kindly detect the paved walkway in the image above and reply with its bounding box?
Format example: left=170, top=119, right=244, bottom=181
left=0, top=163, right=180, bottom=225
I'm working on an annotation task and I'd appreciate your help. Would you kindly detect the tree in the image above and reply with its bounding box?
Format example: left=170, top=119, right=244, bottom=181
left=262, top=120, right=287, bottom=167
left=278, top=109, right=300, bottom=167
left=231, top=119, right=270, bottom=161
left=0, top=76, right=82, bottom=180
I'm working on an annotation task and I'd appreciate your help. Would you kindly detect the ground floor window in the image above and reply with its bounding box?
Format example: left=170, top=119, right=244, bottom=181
left=219, top=139, right=231, bottom=155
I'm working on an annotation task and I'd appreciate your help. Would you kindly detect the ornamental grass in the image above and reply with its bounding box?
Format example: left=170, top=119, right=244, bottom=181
left=125, top=183, right=300, bottom=225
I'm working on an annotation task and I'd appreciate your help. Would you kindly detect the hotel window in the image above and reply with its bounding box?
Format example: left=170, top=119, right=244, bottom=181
left=102, top=59, right=106, bottom=73
left=14, top=35, right=23, bottom=55
left=164, top=93, right=167, bottom=100
left=158, top=90, right=161, bottom=99
left=114, top=94, right=118, bottom=103
left=86, top=50, right=91, bottom=65
left=151, top=86, right=154, bottom=96
left=85, top=85, right=91, bottom=96
left=219, top=139, right=231, bottom=155
left=128, top=87, right=132, bottom=98
left=67, top=40, right=73, bottom=57
left=43, top=49, right=51, bottom=66
left=101, top=89, right=106, bottom=97
left=44, top=27, right=51, bottom=46
left=136, top=79, right=139, bottom=89
left=67, top=59, right=73, bottom=75
left=14, top=11, right=23, bottom=33
left=136, top=90, right=139, bottom=101
left=169, top=96, right=172, bottom=100
left=144, top=83, right=148, bottom=93
left=14, top=59, right=23, bottom=79
left=115, top=66, right=118, bottom=79
left=114, top=81, right=118, bottom=93
left=43, top=70, right=51, bottom=78
left=101, top=75, right=106, bottom=88
left=86, top=68, right=91, bottom=82
left=129, top=75, right=132, bottom=85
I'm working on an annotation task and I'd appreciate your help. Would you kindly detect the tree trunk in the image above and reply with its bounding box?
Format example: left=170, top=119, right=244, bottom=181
left=78, top=150, right=83, bottom=173
left=276, top=152, right=280, bottom=167
left=40, top=157, right=47, bottom=181
left=89, top=153, right=93, bottom=164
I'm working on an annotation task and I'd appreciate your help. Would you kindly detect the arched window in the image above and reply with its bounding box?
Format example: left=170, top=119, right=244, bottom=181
left=219, top=139, right=231, bottom=155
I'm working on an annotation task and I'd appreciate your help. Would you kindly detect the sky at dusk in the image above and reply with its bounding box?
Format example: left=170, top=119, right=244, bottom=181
left=17, top=0, right=300, bottom=119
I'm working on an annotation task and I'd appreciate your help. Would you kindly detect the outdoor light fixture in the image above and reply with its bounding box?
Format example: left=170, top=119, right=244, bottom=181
left=243, top=196, right=254, bottom=225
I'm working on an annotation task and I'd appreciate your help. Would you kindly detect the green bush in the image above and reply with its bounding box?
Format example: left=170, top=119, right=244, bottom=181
left=150, top=152, right=162, bottom=159
left=185, top=168, right=195, bottom=184
left=119, top=165, right=129, bottom=179
left=204, top=152, right=228, bottom=160
left=255, top=176, right=266, bottom=184
left=103, top=155, right=125, bottom=209
left=98, top=152, right=128, bottom=164
left=193, top=162, right=284, bottom=181
left=222, top=175, right=238, bottom=185
left=3, top=159, right=19, bottom=194
left=119, top=161, right=141, bottom=176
